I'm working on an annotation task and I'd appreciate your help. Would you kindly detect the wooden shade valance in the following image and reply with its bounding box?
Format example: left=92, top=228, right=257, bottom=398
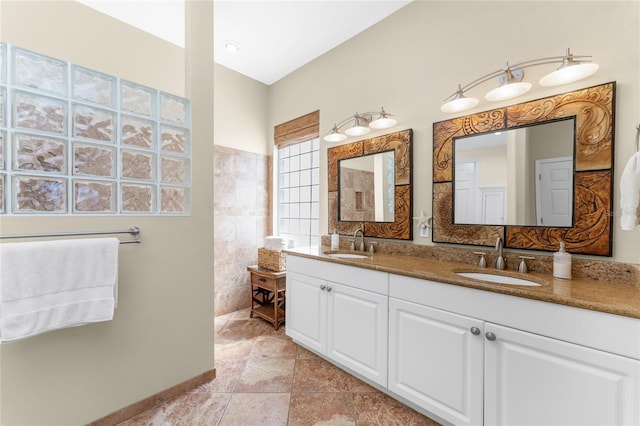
left=274, top=110, right=320, bottom=147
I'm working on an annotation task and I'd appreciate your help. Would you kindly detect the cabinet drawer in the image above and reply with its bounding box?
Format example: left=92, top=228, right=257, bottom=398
left=251, top=273, right=285, bottom=291
left=287, top=254, right=388, bottom=295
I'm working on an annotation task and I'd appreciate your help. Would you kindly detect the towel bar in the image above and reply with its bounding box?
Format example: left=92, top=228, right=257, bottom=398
left=0, top=226, right=141, bottom=244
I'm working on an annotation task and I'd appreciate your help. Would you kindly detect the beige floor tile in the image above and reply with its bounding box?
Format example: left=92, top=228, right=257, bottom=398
left=218, top=392, right=290, bottom=426
left=235, top=357, right=295, bottom=392
left=292, top=358, right=351, bottom=393
left=296, top=345, right=322, bottom=360
left=214, top=313, right=231, bottom=331
left=229, top=307, right=252, bottom=320
left=117, top=389, right=231, bottom=426
left=215, top=337, right=255, bottom=361
left=210, top=358, right=246, bottom=393
left=217, top=318, right=282, bottom=344
left=352, top=392, right=437, bottom=426
left=346, top=374, right=379, bottom=393
left=251, top=335, right=298, bottom=359
left=288, top=392, right=356, bottom=426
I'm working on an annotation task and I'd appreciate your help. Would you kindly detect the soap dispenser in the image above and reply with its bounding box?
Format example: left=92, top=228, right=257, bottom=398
left=331, top=229, right=339, bottom=250
left=553, top=241, right=572, bottom=279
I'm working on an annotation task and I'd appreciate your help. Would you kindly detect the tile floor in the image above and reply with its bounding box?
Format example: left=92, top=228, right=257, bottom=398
left=118, top=309, right=441, bottom=425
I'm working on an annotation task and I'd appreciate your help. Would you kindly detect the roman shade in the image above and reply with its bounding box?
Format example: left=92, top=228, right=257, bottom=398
left=274, top=110, right=319, bottom=147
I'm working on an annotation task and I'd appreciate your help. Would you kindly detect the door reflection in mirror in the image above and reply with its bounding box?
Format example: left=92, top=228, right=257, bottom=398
left=453, top=118, right=575, bottom=227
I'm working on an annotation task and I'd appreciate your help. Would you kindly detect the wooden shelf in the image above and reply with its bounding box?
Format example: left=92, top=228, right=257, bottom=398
left=247, top=266, right=286, bottom=330
left=251, top=304, right=285, bottom=324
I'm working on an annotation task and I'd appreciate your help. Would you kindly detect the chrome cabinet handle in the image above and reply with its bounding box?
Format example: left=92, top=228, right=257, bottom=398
left=320, top=284, right=326, bottom=291
left=326, top=286, right=332, bottom=292
left=470, top=327, right=481, bottom=335
left=485, top=332, right=496, bottom=341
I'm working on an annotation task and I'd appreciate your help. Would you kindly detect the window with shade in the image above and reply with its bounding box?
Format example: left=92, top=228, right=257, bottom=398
left=274, top=111, right=320, bottom=248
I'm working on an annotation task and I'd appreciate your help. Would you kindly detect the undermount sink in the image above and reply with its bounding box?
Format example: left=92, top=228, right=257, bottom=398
left=456, top=272, right=542, bottom=287
left=325, top=252, right=369, bottom=259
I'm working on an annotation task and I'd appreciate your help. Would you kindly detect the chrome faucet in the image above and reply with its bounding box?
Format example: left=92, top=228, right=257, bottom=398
left=495, top=237, right=505, bottom=270
left=352, top=228, right=365, bottom=251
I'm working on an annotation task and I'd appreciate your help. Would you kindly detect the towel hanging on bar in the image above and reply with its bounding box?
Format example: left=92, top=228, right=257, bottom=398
left=0, top=238, right=119, bottom=343
left=620, top=149, right=640, bottom=230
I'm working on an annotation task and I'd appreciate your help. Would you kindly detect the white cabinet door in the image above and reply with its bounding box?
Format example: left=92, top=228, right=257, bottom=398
left=485, top=323, right=640, bottom=426
left=327, top=282, right=388, bottom=387
left=286, top=272, right=326, bottom=354
left=388, top=298, right=484, bottom=426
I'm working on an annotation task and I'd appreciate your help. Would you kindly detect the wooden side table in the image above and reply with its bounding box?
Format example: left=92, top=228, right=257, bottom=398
left=247, top=266, right=286, bottom=330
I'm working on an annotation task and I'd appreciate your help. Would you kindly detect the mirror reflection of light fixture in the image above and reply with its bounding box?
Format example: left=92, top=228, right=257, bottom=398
left=324, top=107, right=397, bottom=142
left=441, top=48, right=599, bottom=114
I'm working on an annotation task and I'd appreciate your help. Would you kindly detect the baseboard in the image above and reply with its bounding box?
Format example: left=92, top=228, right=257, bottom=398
left=88, top=368, right=216, bottom=426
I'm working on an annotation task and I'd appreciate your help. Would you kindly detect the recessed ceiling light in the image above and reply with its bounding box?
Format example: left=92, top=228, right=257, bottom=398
left=224, top=41, right=240, bottom=54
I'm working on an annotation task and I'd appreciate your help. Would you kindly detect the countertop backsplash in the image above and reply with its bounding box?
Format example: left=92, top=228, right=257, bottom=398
left=320, top=235, right=640, bottom=289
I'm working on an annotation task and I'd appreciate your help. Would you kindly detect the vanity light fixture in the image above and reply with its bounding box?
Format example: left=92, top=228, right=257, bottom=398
left=440, top=48, right=599, bottom=114
left=484, top=64, right=532, bottom=102
left=439, top=85, right=479, bottom=114
left=324, top=107, right=398, bottom=142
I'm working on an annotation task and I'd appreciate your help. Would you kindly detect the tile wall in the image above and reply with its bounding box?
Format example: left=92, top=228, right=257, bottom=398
left=340, top=167, right=375, bottom=221
left=214, top=145, right=271, bottom=316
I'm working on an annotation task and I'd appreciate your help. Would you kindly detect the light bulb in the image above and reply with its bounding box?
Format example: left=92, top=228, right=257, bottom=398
left=539, top=63, right=599, bottom=86
left=369, top=116, right=397, bottom=129
left=485, top=81, right=532, bottom=102
left=440, top=96, right=479, bottom=113
left=344, top=125, right=371, bottom=137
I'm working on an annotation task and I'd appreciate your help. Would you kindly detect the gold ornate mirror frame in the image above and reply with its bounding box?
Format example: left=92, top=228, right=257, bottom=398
left=328, top=129, right=413, bottom=240
left=432, top=82, right=615, bottom=256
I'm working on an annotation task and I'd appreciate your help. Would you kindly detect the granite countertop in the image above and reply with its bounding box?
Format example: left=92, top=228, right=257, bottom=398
left=285, top=246, right=640, bottom=320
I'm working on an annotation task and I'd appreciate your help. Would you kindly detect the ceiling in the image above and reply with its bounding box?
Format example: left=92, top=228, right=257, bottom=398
left=76, top=0, right=412, bottom=85
left=213, top=1, right=411, bottom=85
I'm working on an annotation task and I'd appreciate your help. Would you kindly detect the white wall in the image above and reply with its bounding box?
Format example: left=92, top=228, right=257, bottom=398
left=456, top=146, right=507, bottom=187
left=0, top=1, right=214, bottom=424
left=268, top=1, right=640, bottom=263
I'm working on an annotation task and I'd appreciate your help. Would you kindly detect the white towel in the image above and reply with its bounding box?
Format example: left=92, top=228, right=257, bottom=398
left=265, top=236, right=287, bottom=251
left=0, top=237, right=119, bottom=343
left=620, top=152, right=640, bottom=230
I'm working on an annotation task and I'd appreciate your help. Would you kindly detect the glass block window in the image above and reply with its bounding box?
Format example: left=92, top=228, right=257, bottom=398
left=277, top=138, right=320, bottom=248
left=0, top=42, right=191, bottom=215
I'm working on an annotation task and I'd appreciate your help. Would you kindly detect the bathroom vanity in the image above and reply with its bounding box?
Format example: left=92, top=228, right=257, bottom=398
left=286, top=255, right=389, bottom=387
left=285, top=248, right=640, bottom=426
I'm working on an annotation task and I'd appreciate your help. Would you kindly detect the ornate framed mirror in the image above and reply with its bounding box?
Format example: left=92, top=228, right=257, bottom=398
left=328, top=129, right=413, bottom=240
left=432, top=82, right=615, bottom=256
